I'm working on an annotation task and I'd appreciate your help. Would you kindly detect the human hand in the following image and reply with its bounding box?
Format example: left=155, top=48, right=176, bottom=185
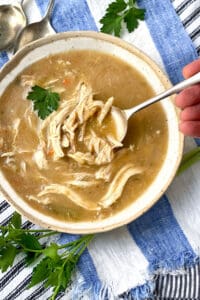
left=175, top=59, right=200, bottom=137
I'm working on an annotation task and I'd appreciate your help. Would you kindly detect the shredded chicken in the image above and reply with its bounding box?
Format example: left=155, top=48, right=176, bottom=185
left=20, top=161, right=27, bottom=174
left=28, top=195, right=51, bottom=205
left=38, top=82, right=120, bottom=165
left=66, top=180, right=99, bottom=187
left=33, top=148, right=48, bottom=169
left=97, top=97, right=114, bottom=124
left=95, top=165, right=112, bottom=182
left=20, top=75, right=36, bottom=87
left=78, top=123, right=86, bottom=142
left=12, top=118, right=21, bottom=145
left=40, top=98, right=78, bottom=160
left=68, top=151, right=97, bottom=165
left=25, top=82, right=142, bottom=211
left=99, top=164, right=142, bottom=208
left=1, top=153, right=16, bottom=171
left=38, top=184, right=100, bottom=211
left=54, top=172, right=94, bottom=181
left=44, top=78, right=59, bottom=86
left=1, top=152, right=15, bottom=157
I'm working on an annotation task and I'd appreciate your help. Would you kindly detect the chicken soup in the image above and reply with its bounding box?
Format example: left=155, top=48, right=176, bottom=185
left=0, top=50, right=168, bottom=222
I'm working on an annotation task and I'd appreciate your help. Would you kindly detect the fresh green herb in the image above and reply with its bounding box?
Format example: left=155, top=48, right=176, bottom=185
left=0, top=212, right=94, bottom=300
left=177, top=146, right=200, bottom=176
left=100, top=0, right=145, bottom=37
left=27, top=85, right=60, bottom=120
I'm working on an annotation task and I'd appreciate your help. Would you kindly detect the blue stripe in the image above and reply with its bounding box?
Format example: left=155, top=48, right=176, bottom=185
left=59, top=234, right=102, bottom=296
left=128, top=195, right=196, bottom=272
left=35, top=0, right=97, bottom=32
left=138, top=0, right=198, bottom=84
left=0, top=51, right=9, bottom=69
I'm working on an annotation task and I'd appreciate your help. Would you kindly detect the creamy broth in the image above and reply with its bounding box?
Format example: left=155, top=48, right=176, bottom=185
left=0, top=50, right=168, bottom=222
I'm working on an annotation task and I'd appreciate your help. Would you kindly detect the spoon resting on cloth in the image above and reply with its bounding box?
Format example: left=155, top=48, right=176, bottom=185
left=0, top=0, right=27, bottom=50
left=112, top=72, right=200, bottom=142
left=14, top=0, right=55, bottom=53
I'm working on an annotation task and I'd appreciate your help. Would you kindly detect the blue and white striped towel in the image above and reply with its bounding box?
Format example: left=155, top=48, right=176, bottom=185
left=0, top=0, right=200, bottom=299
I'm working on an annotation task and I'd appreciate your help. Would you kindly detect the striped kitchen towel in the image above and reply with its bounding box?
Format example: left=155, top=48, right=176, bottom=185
left=0, top=0, right=200, bottom=299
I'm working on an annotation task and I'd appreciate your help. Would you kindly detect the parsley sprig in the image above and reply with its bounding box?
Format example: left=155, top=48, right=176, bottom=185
left=27, top=85, right=60, bottom=120
left=100, top=0, right=146, bottom=37
left=0, top=213, right=94, bottom=300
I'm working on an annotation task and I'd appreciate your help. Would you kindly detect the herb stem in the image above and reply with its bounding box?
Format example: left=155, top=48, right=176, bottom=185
left=22, top=247, right=43, bottom=253
left=37, top=232, right=58, bottom=239
left=51, top=285, right=60, bottom=300
left=0, top=226, right=56, bottom=233
left=128, top=0, right=134, bottom=7
left=57, top=234, right=94, bottom=250
left=177, top=147, right=200, bottom=176
left=24, top=229, right=56, bottom=233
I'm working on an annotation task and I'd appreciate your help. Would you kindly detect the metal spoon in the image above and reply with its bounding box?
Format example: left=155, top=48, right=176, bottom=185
left=14, top=0, right=55, bottom=53
left=0, top=1, right=27, bottom=50
left=112, top=72, right=200, bottom=142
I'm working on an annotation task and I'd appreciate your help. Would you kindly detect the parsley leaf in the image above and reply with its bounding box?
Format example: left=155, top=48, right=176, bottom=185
left=100, top=13, right=123, bottom=37
left=100, top=0, right=145, bottom=37
left=19, top=233, right=42, bottom=251
left=27, top=85, right=60, bottom=120
left=10, top=212, right=22, bottom=229
left=19, top=232, right=43, bottom=264
left=0, top=244, right=17, bottom=272
left=107, top=0, right=127, bottom=13
left=29, top=257, right=54, bottom=288
left=124, top=7, right=145, bottom=32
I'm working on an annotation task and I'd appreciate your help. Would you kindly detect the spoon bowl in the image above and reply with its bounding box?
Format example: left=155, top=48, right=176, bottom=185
left=112, top=71, right=200, bottom=142
left=14, top=0, right=55, bottom=53
left=0, top=3, right=26, bottom=50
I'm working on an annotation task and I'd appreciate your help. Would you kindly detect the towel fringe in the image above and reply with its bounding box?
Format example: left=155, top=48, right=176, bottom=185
left=64, top=251, right=199, bottom=300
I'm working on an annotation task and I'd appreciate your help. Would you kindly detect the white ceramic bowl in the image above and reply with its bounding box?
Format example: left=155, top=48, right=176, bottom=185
left=0, top=32, right=183, bottom=233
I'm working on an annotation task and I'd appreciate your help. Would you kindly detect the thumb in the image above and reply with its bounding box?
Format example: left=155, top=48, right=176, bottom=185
left=182, top=59, right=200, bottom=78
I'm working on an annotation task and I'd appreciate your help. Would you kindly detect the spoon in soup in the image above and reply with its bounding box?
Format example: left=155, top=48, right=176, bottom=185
left=112, top=71, right=200, bottom=142
left=0, top=0, right=27, bottom=51
left=13, top=0, right=55, bottom=53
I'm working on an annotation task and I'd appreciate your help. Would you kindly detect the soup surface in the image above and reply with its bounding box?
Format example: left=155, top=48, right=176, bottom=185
left=0, top=50, right=168, bottom=222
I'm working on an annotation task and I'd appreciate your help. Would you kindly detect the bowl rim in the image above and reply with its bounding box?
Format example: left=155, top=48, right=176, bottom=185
left=0, top=31, right=184, bottom=233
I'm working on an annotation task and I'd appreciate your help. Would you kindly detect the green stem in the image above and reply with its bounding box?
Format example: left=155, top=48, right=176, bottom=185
left=23, top=247, right=43, bottom=253
left=22, top=229, right=56, bottom=233
left=128, top=0, right=134, bottom=7
left=37, top=232, right=58, bottom=239
left=22, top=235, right=94, bottom=254
left=57, top=234, right=94, bottom=250
left=177, top=147, right=200, bottom=176
left=51, top=285, right=60, bottom=300
left=0, top=226, right=55, bottom=233
left=180, top=147, right=200, bottom=163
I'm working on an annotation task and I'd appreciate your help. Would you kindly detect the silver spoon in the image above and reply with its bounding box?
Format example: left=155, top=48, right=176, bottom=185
left=112, top=72, right=200, bottom=142
left=0, top=0, right=27, bottom=50
left=14, top=0, right=55, bottom=53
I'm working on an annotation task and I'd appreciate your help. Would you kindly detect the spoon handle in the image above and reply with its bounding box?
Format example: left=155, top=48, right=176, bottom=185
left=44, top=0, right=55, bottom=20
left=124, top=72, right=200, bottom=119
